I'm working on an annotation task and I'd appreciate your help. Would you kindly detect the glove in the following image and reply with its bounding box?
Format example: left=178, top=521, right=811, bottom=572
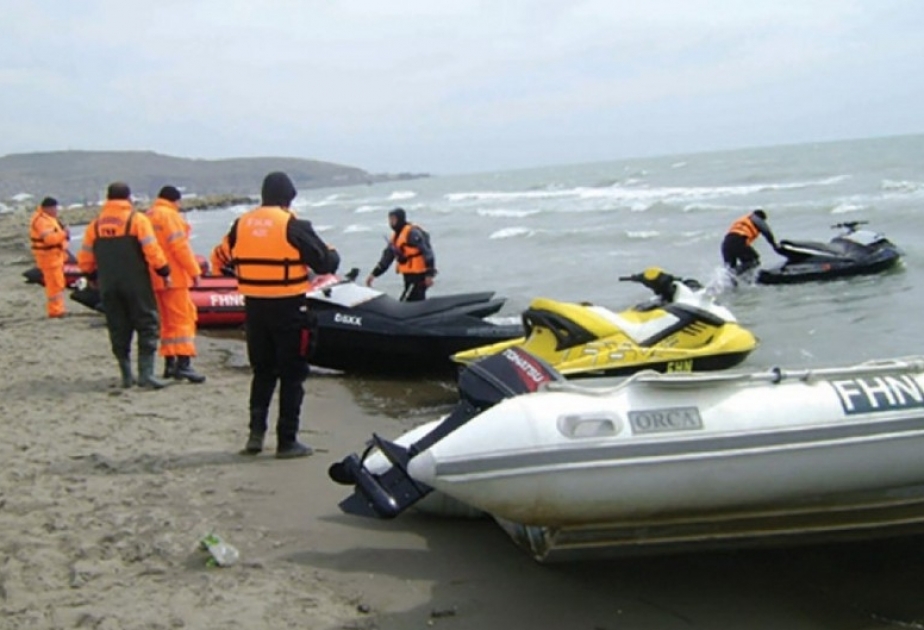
left=155, top=265, right=171, bottom=278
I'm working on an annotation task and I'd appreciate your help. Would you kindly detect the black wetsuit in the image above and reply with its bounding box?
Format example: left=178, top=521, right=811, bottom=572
left=370, top=222, right=436, bottom=302
left=722, top=214, right=776, bottom=274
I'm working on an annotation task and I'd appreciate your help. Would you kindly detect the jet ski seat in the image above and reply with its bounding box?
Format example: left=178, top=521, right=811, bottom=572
left=778, top=239, right=851, bottom=259
left=359, top=291, right=499, bottom=319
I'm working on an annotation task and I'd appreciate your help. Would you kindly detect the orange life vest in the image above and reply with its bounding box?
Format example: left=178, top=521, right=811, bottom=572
left=727, top=214, right=760, bottom=245
left=231, top=206, right=309, bottom=298
left=392, top=224, right=427, bottom=274
left=29, top=207, right=68, bottom=268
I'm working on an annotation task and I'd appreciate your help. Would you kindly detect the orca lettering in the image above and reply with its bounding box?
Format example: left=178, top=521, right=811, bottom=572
left=628, top=407, right=703, bottom=434
left=334, top=313, right=362, bottom=326
left=830, top=375, right=924, bottom=415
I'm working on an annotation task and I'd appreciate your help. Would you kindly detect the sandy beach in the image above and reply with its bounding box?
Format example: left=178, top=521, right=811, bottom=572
left=3, top=212, right=924, bottom=630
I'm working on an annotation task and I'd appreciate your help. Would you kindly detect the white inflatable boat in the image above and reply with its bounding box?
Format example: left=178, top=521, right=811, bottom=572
left=331, top=349, right=924, bottom=560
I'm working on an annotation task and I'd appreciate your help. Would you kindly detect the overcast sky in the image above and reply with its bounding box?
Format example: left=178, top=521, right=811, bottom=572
left=1, top=0, right=922, bottom=174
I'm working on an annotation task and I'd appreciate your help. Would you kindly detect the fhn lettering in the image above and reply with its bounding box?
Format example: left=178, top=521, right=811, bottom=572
left=830, top=375, right=924, bottom=414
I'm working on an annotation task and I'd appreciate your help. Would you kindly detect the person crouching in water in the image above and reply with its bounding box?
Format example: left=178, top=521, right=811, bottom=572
left=365, top=207, right=436, bottom=301
left=146, top=185, right=205, bottom=383
left=721, top=209, right=780, bottom=277
left=29, top=196, right=70, bottom=318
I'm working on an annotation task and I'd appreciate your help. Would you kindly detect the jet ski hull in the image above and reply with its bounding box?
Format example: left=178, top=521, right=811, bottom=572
left=305, top=282, right=525, bottom=374
left=309, top=308, right=524, bottom=374
left=756, top=226, right=902, bottom=285
left=757, top=246, right=901, bottom=284
left=453, top=279, right=758, bottom=378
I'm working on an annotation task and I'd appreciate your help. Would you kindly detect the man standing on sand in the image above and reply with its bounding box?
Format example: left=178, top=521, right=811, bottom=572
left=78, top=182, right=173, bottom=389
left=146, top=185, right=206, bottom=383
left=365, top=208, right=436, bottom=301
left=29, top=196, right=70, bottom=318
left=215, top=171, right=339, bottom=458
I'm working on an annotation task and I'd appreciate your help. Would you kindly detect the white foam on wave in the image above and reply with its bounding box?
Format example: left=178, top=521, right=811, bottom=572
left=343, top=224, right=372, bottom=234
left=671, top=161, right=688, bottom=169
left=354, top=204, right=382, bottom=213
left=489, top=227, right=534, bottom=240
left=625, top=230, right=659, bottom=239
left=314, top=224, right=335, bottom=233
left=308, top=193, right=350, bottom=208
left=476, top=208, right=540, bottom=218
left=449, top=176, right=848, bottom=211
left=830, top=202, right=864, bottom=214
left=388, top=191, right=417, bottom=201
left=881, top=179, right=923, bottom=193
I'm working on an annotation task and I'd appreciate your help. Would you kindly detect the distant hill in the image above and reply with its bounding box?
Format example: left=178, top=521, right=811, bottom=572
left=0, top=150, right=428, bottom=204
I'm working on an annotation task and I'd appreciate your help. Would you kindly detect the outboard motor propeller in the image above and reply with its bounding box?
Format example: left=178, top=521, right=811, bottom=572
left=329, top=348, right=564, bottom=519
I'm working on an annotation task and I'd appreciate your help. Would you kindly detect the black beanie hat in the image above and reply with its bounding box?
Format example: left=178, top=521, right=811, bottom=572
left=107, top=182, right=131, bottom=200
left=261, top=171, right=297, bottom=207
left=388, top=207, right=407, bottom=224
left=158, top=185, right=182, bottom=202
left=40, top=196, right=58, bottom=208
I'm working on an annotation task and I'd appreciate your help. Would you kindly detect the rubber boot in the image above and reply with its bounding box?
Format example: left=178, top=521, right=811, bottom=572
left=241, top=408, right=268, bottom=455
left=163, top=356, right=176, bottom=379
left=174, top=356, right=206, bottom=384
left=275, top=440, right=313, bottom=459
left=117, top=357, right=135, bottom=389
left=137, top=352, right=171, bottom=389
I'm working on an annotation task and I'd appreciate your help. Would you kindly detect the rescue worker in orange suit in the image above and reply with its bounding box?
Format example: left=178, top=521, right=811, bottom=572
left=210, top=238, right=235, bottom=277
left=29, top=196, right=70, bottom=318
left=78, top=182, right=172, bottom=389
left=721, top=209, right=780, bottom=275
left=364, top=208, right=436, bottom=301
left=216, top=171, right=339, bottom=458
left=146, top=185, right=206, bottom=383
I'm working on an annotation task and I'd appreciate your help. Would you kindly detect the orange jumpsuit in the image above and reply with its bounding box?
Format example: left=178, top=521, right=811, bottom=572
left=146, top=199, right=202, bottom=357
left=29, top=207, right=69, bottom=317
left=210, top=238, right=233, bottom=276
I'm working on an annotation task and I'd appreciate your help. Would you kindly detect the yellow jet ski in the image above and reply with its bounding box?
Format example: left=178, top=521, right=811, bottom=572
left=452, top=268, right=758, bottom=377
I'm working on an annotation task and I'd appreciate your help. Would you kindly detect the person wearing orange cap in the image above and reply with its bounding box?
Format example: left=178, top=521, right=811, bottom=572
left=78, top=182, right=172, bottom=389
left=146, top=185, right=206, bottom=383
left=29, top=197, right=70, bottom=318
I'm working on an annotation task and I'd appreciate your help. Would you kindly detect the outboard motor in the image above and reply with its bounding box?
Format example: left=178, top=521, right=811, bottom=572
left=329, top=347, right=564, bottom=519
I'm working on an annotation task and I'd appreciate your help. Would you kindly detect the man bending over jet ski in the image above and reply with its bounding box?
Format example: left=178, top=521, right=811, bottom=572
left=365, top=208, right=437, bottom=302
left=721, top=209, right=780, bottom=276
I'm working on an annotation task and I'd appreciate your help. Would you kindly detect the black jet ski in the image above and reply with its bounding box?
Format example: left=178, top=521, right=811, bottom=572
left=307, top=269, right=524, bottom=374
left=756, top=221, right=902, bottom=285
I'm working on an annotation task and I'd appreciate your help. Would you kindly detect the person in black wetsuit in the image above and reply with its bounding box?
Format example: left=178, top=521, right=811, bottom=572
left=365, top=208, right=437, bottom=301
left=721, top=209, right=780, bottom=275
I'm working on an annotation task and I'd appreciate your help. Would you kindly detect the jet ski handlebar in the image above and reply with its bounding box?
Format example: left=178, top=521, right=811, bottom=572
left=831, top=221, right=868, bottom=232
left=618, top=269, right=702, bottom=301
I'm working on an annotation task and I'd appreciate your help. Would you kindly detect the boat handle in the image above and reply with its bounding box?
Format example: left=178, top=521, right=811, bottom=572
left=557, top=413, right=622, bottom=439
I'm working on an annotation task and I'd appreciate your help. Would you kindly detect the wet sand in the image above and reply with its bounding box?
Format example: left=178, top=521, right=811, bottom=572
left=2, top=212, right=924, bottom=629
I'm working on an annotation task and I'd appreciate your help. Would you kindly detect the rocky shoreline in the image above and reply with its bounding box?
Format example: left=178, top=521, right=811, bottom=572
left=0, top=194, right=255, bottom=227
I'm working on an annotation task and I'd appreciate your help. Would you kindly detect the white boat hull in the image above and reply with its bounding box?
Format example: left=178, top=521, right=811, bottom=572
left=403, top=358, right=924, bottom=555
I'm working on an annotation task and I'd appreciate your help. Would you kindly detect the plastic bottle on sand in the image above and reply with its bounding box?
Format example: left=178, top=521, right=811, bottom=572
left=200, top=533, right=240, bottom=567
